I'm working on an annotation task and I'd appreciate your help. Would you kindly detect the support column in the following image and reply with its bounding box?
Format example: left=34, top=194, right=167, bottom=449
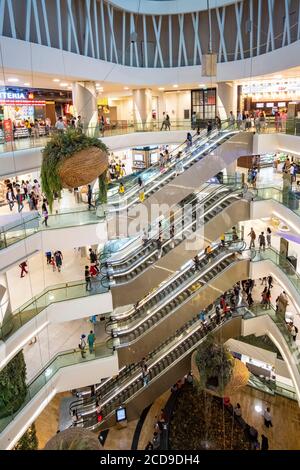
left=217, top=82, right=237, bottom=121
left=72, top=82, right=98, bottom=136
left=132, top=89, right=153, bottom=131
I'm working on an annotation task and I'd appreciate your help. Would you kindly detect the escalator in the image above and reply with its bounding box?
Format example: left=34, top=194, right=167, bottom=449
left=106, top=184, right=250, bottom=306
left=107, top=244, right=249, bottom=365
left=107, top=130, right=253, bottom=237
left=70, top=298, right=243, bottom=430
left=105, top=127, right=233, bottom=212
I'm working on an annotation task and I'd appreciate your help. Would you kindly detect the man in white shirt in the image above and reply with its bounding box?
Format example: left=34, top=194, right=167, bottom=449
left=55, top=117, right=65, bottom=131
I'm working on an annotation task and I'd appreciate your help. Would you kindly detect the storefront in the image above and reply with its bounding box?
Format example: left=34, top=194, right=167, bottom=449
left=0, top=87, right=72, bottom=142
left=191, top=88, right=217, bottom=126
left=238, top=79, right=300, bottom=116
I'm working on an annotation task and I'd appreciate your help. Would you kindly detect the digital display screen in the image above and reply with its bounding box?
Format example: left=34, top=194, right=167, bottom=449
left=116, top=407, right=127, bottom=422
left=134, top=154, right=144, bottom=162
left=278, top=102, right=286, bottom=107
left=266, top=102, right=274, bottom=108
left=256, top=103, right=264, bottom=108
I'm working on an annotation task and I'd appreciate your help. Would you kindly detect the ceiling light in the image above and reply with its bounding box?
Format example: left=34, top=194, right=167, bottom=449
left=7, top=78, right=19, bottom=82
left=274, top=75, right=282, bottom=79
left=254, top=405, right=262, bottom=413
left=60, top=82, right=68, bottom=87
left=53, top=78, right=60, bottom=82
left=198, top=84, right=205, bottom=87
left=23, top=82, right=30, bottom=86
left=173, top=84, right=178, bottom=88
left=96, top=83, right=101, bottom=86
left=124, top=86, right=129, bottom=90
left=158, top=87, right=165, bottom=91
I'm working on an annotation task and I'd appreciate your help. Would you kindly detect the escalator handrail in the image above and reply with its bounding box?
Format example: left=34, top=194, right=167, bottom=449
left=106, top=189, right=243, bottom=279
left=105, top=183, right=237, bottom=267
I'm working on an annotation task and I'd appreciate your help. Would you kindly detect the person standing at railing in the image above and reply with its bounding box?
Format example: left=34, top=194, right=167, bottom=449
left=79, top=334, right=87, bottom=358
left=215, top=115, right=222, bottom=130
left=266, top=227, right=272, bottom=248
left=191, top=111, right=197, bottom=130
left=258, top=232, right=266, bottom=252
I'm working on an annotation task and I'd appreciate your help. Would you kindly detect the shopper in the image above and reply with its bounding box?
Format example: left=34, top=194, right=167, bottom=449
left=258, top=232, right=266, bottom=251
left=165, top=114, right=171, bottom=130
left=266, top=227, right=272, bottom=248
left=263, top=407, right=273, bottom=428
left=72, top=410, right=79, bottom=425
left=79, top=334, right=87, bottom=358
left=193, top=254, right=201, bottom=271
left=267, top=275, right=273, bottom=289
left=42, top=201, right=49, bottom=226
left=85, top=265, right=92, bottom=291
left=234, top=403, right=242, bottom=417
left=55, top=116, right=65, bottom=132
left=87, top=184, right=93, bottom=210
left=16, top=188, right=24, bottom=212
left=89, top=248, right=98, bottom=265
left=87, top=330, right=96, bottom=353
left=152, top=432, right=160, bottom=450
left=186, top=132, right=193, bottom=147
left=50, top=256, right=56, bottom=271
left=261, top=434, right=269, bottom=450
left=229, top=111, right=235, bottom=127
left=19, top=260, right=28, bottom=278
left=54, top=250, right=63, bottom=272
left=291, top=324, right=298, bottom=342
left=119, top=182, right=125, bottom=195
left=142, top=365, right=150, bottom=386
left=157, top=236, right=163, bottom=259
left=248, top=228, right=256, bottom=248
left=6, top=187, right=15, bottom=211
left=45, top=251, right=52, bottom=264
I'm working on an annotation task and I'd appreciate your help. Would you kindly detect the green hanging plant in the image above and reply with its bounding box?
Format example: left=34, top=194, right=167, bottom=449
left=14, top=423, right=38, bottom=450
left=41, top=129, right=108, bottom=211
left=97, top=172, right=108, bottom=205
left=0, top=350, right=27, bottom=419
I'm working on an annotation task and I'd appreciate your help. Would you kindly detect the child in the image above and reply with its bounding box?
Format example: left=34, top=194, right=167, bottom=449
left=50, top=256, right=56, bottom=271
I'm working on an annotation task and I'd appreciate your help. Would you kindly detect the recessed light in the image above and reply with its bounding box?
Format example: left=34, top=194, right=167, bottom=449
left=53, top=78, right=60, bottom=82
left=23, top=82, right=30, bottom=86
left=198, top=84, right=205, bottom=87
left=7, top=78, right=19, bottom=82
left=158, top=87, right=165, bottom=91
left=274, top=75, right=282, bottom=79
left=60, top=82, right=68, bottom=87
left=124, top=86, right=129, bottom=90
left=173, top=84, right=178, bottom=88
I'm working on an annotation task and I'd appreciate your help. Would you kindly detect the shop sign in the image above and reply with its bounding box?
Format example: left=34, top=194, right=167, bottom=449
left=242, top=80, right=300, bottom=95
left=0, top=90, right=27, bottom=100
left=0, top=89, right=46, bottom=105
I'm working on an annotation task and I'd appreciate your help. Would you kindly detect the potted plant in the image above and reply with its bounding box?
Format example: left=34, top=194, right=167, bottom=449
left=41, top=129, right=108, bottom=210
left=44, top=428, right=102, bottom=450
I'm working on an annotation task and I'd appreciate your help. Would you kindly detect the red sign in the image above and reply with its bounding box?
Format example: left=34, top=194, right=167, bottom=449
left=3, top=119, right=13, bottom=142
left=0, top=100, right=45, bottom=106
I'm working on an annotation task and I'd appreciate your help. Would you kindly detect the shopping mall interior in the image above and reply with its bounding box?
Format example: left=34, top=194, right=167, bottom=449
left=1, top=0, right=300, bottom=454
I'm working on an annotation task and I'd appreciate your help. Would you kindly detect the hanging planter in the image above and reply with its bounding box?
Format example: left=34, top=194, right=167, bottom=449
left=41, top=129, right=108, bottom=210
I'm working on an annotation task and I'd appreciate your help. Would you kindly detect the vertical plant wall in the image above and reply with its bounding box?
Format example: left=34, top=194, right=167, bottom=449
left=0, top=350, right=27, bottom=418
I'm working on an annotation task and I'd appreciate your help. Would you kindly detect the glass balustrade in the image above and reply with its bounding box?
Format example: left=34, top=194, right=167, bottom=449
left=256, top=186, right=300, bottom=219
left=0, top=342, right=113, bottom=433
left=0, top=278, right=109, bottom=341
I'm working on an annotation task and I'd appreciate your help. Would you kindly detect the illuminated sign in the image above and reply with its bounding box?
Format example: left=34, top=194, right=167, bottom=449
left=0, top=90, right=27, bottom=100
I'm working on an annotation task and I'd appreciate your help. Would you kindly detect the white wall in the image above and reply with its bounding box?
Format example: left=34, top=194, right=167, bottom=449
left=253, top=133, right=300, bottom=156
left=0, top=352, right=119, bottom=450
left=0, top=148, right=42, bottom=179
left=251, top=199, right=300, bottom=235
left=0, top=290, right=113, bottom=372
left=241, top=315, right=300, bottom=404
left=164, top=91, right=191, bottom=122
left=0, top=220, right=107, bottom=272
